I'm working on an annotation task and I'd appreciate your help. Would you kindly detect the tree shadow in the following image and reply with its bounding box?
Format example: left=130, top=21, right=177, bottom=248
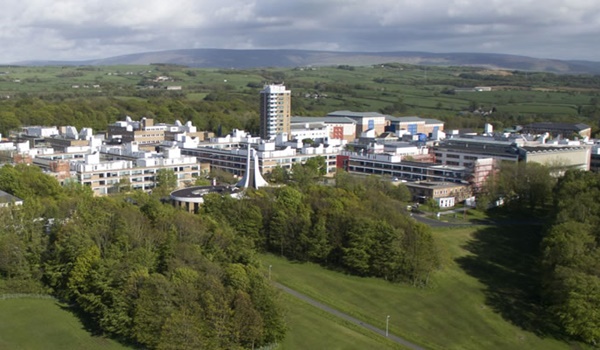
left=456, top=225, right=565, bottom=339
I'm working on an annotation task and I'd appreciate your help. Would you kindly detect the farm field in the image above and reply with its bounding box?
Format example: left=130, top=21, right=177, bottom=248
left=261, top=225, right=590, bottom=350
left=1, top=64, right=598, bottom=131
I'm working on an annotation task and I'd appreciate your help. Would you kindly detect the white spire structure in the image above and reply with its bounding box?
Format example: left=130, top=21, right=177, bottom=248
left=236, top=145, right=269, bottom=189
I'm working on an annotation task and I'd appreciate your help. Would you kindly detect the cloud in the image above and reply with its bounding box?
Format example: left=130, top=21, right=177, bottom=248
left=1, top=0, right=599, bottom=63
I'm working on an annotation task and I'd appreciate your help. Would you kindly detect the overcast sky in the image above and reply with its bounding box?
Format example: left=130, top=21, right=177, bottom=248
left=1, top=0, right=599, bottom=63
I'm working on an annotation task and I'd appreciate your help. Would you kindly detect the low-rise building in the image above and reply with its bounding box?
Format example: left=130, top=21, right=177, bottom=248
left=522, top=122, right=591, bottom=139
left=405, top=181, right=472, bottom=207
left=0, top=190, right=23, bottom=207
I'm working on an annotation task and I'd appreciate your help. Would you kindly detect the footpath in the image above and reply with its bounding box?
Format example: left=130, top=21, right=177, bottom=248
left=275, top=282, right=425, bottom=350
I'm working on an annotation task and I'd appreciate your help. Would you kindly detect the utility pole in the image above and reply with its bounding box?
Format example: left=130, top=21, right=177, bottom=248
left=386, top=315, right=390, bottom=337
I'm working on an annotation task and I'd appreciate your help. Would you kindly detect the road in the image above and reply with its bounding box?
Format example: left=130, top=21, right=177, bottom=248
left=275, top=282, right=425, bottom=350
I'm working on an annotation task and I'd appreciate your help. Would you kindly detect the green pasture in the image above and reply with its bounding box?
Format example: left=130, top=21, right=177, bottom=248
left=0, top=298, right=130, bottom=350
left=0, top=64, right=598, bottom=123
left=261, top=225, right=589, bottom=350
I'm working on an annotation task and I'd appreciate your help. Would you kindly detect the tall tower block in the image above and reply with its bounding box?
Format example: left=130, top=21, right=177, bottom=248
left=259, top=84, right=291, bottom=140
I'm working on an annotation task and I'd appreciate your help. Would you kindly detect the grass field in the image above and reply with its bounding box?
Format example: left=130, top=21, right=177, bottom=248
left=0, top=298, right=130, bottom=350
left=263, top=225, right=589, bottom=350
left=278, top=293, right=404, bottom=350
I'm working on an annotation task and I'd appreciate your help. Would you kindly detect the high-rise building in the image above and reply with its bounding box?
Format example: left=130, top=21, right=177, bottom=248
left=259, top=84, right=291, bottom=140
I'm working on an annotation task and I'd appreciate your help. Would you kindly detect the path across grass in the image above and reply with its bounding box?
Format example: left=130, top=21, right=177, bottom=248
left=276, top=283, right=423, bottom=350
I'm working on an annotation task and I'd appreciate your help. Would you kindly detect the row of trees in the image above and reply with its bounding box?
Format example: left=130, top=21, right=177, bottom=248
left=0, top=164, right=285, bottom=349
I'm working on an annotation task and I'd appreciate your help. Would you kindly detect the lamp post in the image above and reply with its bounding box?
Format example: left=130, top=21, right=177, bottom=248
left=268, top=265, right=272, bottom=280
left=386, top=315, right=390, bottom=337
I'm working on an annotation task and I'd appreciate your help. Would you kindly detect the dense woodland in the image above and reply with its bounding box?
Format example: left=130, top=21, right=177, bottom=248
left=0, top=163, right=438, bottom=348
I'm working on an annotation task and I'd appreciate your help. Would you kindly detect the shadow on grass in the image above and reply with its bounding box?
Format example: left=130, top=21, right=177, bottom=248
left=58, top=303, right=138, bottom=348
left=456, top=224, right=564, bottom=339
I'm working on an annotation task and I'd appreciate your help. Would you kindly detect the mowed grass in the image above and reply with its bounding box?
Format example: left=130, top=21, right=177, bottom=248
left=278, top=293, right=404, bottom=350
left=0, top=298, right=131, bottom=350
left=261, top=225, right=589, bottom=350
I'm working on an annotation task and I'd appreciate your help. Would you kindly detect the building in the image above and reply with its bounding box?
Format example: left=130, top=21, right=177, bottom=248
left=0, top=190, right=23, bottom=207
left=386, top=116, right=444, bottom=136
left=34, top=142, right=201, bottom=196
left=434, top=136, right=591, bottom=171
left=259, top=84, right=291, bottom=140
left=522, top=122, right=591, bottom=139
left=170, top=185, right=241, bottom=213
left=181, top=129, right=343, bottom=177
left=291, top=116, right=356, bottom=141
left=327, top=111, right=386, bottom=136
left=336, top=151, right=472, bottom=184
left=107, top=117, right=166, bottom=144
left=405, top=181, right=472, bottom=207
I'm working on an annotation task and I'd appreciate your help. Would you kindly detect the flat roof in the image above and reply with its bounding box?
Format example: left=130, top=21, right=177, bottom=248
left=170, top=185, right=239, bottom=199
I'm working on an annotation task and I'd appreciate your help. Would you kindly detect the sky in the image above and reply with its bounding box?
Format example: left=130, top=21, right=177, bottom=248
left=1, top=0, right=600, bottom=63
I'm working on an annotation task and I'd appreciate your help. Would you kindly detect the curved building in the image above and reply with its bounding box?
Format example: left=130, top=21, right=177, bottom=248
left=170, top=185, right=241, bottom=213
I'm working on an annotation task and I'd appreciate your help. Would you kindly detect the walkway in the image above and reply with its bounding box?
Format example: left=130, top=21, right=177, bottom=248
left=275, top=282, right=425, bottom=350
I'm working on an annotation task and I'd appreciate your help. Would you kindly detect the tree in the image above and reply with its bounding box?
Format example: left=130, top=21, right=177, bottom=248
left=155, top=169, right=177, bottom=196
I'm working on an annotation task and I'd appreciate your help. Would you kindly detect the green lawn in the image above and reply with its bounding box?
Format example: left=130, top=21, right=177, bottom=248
left=278, top=293, right=404, bottom=350
left=0, top=298, right=131, bottom=350
left=261, top=225, right=588, bottom=350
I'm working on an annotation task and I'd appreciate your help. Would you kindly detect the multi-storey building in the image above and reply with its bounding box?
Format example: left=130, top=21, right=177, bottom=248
left=291, top=116, right=357, bottom=141
left=434, top=136, right=591, bottom=171
left=259, top=84, right=291, bottom=140
left=336, top=151, right=472, bottom=184
left=386, top=116, right=444, bottom=136
left=327, top=111, right=386, bottom=136
left=181, top=129, right=342, bottom=177
left=35, top=143, right=200, bottom=196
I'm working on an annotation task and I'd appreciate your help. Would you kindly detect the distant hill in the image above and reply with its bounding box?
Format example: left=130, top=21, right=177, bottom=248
left=13, top=49, right=600, bottom=74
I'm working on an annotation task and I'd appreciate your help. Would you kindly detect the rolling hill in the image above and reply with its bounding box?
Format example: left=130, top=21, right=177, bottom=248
left=13, top=49, right=600, bottom=74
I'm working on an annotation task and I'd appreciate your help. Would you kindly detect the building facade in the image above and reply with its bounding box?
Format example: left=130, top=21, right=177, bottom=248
left=259, top=84, right=291, bottom=140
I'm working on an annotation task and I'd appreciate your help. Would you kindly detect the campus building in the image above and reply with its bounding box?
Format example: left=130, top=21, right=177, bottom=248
left=291, top=116, right=357, bottom=142
left=181, top=129, right=342, bottom=177
left=259, top=84, right=291, bottom=140
left=34, top=142, right=200, bottom=195
left=327, top=111, right=386, bottom=136
left=405, top=181, right=472, bottom=208
left=434, top=136, right=591, bottom=171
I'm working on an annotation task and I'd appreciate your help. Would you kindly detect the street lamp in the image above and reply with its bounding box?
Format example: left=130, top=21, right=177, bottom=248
left=268, top=265, right=272, bottom=280
left=386, top=315, right=390, bottom=337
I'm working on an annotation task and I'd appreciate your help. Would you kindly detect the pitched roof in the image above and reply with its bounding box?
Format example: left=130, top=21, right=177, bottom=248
left=0, top=190, right=23, bottom=205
